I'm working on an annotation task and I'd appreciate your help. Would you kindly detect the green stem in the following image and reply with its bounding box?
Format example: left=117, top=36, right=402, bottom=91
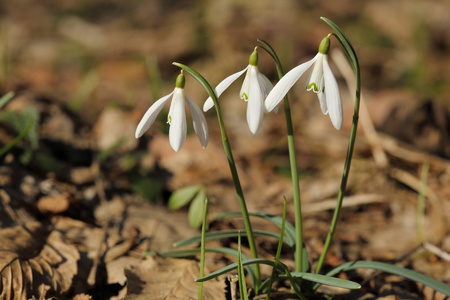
left=0, top=118, right=34, bottom=157
left=285, top=99, right=304, bottom=273
left=198, top=198, right=208, bottom=300
left=258, top=40, right=304, bottom=273
left=266, top=198, right=287, bottom=299
left=314, top=17, right=361, bottom=274
left=173, top=62, right=261, bottom=292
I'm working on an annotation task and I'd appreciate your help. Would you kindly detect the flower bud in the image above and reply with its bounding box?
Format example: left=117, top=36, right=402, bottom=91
left=248, top=47, right=258, bottom=66
left=175, top=71, right=186, bottom=88
left=318, top=36, right=330, bottom=55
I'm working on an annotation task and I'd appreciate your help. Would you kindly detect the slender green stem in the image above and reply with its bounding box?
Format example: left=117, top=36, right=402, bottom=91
left=266, top=198, right=287, bottom=299
left=284, top=99, right=304, bottom=273
left=315, top=17, right=361, bottom=274
left=198, top=198, right=208, bottom=300
left=0, top=118, right=34, bottom=157
left=258, top=39, right=304, bottom=273
left=237, top=231, right=249, bottom=299
left=173, top=62, right=261, bottom=291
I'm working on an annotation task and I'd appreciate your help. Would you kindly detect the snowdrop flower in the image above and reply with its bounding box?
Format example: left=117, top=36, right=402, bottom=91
left=203, top=47, right=273, bottom=134
left=135, top=71, right=208, bottom=152
left=265, top=36, right=343, bottom=130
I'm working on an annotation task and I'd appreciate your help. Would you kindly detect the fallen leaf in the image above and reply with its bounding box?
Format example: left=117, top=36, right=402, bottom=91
left=0, top=222, right=79, bottom=299
left=72, top=294, right=93, bottom=300
left=125, top=256, right=225, bottom=299
left=37, top=192, right=72, bottom=214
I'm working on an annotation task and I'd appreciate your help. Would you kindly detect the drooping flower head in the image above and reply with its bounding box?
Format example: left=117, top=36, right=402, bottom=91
left=135, top=71, right=209, bottom=152
left=203, top=47, right=273, bottom=134
left=265, top=35, right=343, bottom=130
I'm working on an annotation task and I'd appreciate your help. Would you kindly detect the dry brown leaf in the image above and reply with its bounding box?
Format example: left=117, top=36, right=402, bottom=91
left=0, top=222, right=79, bottom=299
left=125, top=256, right=225, bottom=300
left=37, top=192, right=73, bottom=214
left=72, top=294, right=93, bottom=300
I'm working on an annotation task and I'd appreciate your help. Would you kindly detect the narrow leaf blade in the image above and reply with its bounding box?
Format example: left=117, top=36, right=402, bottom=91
left=288, top=272, right=360, bottom=289
left=323, top=261, right=450, bottom=296
left=173, top=229, right=284, bottom=248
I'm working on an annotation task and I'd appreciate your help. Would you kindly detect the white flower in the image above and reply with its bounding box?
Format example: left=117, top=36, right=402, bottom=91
left=203, top=47, right=273, bottom=134
left=265, top=36, right=343, bottom=130
left=135, top=72, right=208, bottom=152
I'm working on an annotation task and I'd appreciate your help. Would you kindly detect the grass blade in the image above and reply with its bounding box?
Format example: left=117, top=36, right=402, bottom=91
left=321, top=261, right=450, bottom=295
left=287, top=272, right=360, bottom=289
left=173, top=229, right=289, bottom=247
left=216, top=212, right=296, bottom=247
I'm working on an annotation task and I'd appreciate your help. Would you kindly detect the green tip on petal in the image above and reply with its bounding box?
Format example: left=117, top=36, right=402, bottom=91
left=175, top=71, right=185, bottom=88
left=249, top=48, right=258, bottom=66
left=307, top=82, right=320, bottom=92
left=318, top=36, right=331, bottom=54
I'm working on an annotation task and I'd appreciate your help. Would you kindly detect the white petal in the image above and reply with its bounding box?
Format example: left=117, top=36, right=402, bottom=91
left=257, top=72, right=274, bottom=113
left=257, top=72, right=273, bottom=99
left=203, top=66, right=248, bottom=112
left=169, top=88, right=187, bottom=151
left=317, top=91, right=328, bottom=115
left=265, top=54, right=318, bottom=112
left=306, top=53, right=325, bottom=93
left=186, top=96, right=209, bottom=148
left=135, top=91, right=174, bottom=138
left=247, top=67, right=264, bottom=134
left=323, top=56, right=343, bottom=130
left=240, top=67, right=252, bottom=101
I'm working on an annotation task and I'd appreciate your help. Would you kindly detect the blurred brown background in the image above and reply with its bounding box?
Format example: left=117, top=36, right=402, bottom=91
left=1, top=0, right=449, bottom=116
left=0, top=1, right=449, bottom=298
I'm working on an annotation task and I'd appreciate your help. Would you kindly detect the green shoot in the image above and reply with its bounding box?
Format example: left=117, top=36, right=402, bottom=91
left=198, top=198, right=208, bottom=300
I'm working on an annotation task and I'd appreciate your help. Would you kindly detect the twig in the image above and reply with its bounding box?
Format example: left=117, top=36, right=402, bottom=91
left=303, top=194, right=387, bottom=213
left=423, top=242, right=450, bottom=262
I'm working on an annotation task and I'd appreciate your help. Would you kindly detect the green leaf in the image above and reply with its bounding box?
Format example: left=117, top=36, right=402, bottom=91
left=0, top=91, right=14, bottom=109
left=188, top=188, right=206, bottom=228
left=287, top=272, right=360, bottom=290
left=216, top=211, right=296, bottom=247
left=196, top=258, right=283, bottom=282
left=216, top=211, right=311, bottom=272
left=237, top=231, right=249, bottom=299
left=267, top=198, right=288, bottom=298
left=321, top=261, right=450, bottom=296
left=168, top=185, right=202, bottom=210
left=173, top=229, right=288, bottom=247
left=0, top=107, right=39, bottom=149
left=0, top=106, right=40, bottom=163
left=0, top=117, right=33, bottom=158
left=320, top=17, right=359, bottom=74
left=198, top=199, right=208, bottom=300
